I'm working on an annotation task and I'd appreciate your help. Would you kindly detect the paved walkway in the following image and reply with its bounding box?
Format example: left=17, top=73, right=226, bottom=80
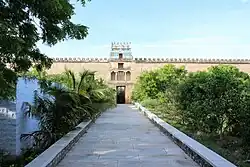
left=57, top=104, right=199, bottom=167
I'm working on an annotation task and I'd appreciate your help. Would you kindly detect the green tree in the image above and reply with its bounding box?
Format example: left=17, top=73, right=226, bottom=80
left=132, top=64, right=187, bottom=102
left=132, top=64, right=250, bottom=166
left=176, top=65, right=250, bottom=137
left=0, top=0, right=90, bottom=99
left=21, top=69, right=116, bottom=153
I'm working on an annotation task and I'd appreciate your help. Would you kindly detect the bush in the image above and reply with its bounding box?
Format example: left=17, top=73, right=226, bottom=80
left=132, top=64, right=250, bottom=165
left=141, top=98, right=160, bottom=109
left=18, top=68, right=116, bottom=166
left=132, top=64, right=187, bottom=103
left=176, top=65, right=250, bottom=136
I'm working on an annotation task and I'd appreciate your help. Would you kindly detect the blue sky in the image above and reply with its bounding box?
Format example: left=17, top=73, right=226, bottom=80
left=38, top=0, right=250, bottom=59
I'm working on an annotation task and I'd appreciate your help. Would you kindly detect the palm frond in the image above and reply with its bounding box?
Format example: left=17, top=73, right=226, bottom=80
left=65, top=69, right=77, bottom=90
left=78, top=70, right=96, bottom=93
left=24, top=68, right=116, bottom=153
left=20, top=130, right=55, bottom=150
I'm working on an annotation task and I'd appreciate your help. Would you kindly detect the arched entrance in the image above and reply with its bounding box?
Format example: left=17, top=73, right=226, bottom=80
left=116, top=86, right=125, bottom=104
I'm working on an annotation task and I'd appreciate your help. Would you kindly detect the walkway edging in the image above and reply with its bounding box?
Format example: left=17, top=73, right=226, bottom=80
left=25, top=112, right=102, bottom=167
left=133, top=102, right=237, bottom=167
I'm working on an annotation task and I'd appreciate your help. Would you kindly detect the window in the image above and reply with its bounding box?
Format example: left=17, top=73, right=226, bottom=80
left=117, top=71, right=125, bottom=81
left=119, top=53, right=123, bottom=59
left=111, top=71, right=116, bottom=80
left=118, top=63, right=124, bottom=69
left=126, top=71, right=131, bottom=81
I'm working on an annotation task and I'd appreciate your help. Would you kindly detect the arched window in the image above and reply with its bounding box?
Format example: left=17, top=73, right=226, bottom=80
left=126, top=71, right=131, bottom=81
left=111, top=71, right=116, bottom=80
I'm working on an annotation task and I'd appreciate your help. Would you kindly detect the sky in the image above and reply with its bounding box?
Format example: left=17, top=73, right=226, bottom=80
left=38, top=0, right=250, bottom=59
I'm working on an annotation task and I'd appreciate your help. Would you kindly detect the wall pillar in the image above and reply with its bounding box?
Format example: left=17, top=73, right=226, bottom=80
left=125, top=85, right=132, bottom=104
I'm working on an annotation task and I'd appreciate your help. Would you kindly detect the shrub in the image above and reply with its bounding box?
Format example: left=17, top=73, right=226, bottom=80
left=20, top=68, right=116, bottom=163
left=132, top=64, right=187, bottom=103
left=176, top=65, right=250, bottom=140
left=133, top=64, right=250, bottom=152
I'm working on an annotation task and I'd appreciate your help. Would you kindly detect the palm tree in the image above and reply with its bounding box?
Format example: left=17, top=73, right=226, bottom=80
left=53, top=68, right=116, bottom=114
left=21, top=68, right=116, bottom=150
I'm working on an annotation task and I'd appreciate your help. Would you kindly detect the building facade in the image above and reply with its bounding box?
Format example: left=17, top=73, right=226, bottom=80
left=47, top=42, right=250, bottom=104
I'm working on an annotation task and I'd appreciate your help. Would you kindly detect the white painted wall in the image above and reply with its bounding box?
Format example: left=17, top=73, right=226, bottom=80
left=16, top=78, right=40, bottom=155
left=1, top=78, right=61, bottom=155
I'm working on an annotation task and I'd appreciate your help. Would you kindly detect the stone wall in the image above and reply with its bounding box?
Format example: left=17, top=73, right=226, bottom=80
left=47, top=62, right=110, bottom=81
left=47, top=57, right=250, bottom=103
left=51, top=57, right=250, bottom=64
left=49, top=57, right=250, bottom=77
left=48, top=58, right=250, bottom=83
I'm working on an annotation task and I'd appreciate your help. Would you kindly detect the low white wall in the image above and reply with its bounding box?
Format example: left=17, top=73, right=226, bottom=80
left=134, top=102, right=237, bottom=167
left=0, top=101, right=16, bottom=155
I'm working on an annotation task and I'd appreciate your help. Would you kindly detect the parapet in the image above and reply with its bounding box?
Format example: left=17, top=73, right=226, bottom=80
left=52, top=57, right=109, bottom=63
left=51, top=57, right=250, bottom=64
left=134, top=58, right=250, bottom=64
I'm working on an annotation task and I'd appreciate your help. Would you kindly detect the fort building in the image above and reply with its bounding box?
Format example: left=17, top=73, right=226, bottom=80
left=47, top=42, right=250, bottom=104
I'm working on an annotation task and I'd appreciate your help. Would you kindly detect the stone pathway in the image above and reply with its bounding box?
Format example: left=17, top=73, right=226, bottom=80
left=57, top=104, right=199, bottom=167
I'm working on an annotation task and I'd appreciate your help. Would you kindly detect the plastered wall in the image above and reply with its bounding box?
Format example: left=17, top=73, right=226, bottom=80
left=47, top=58, right=250, bottom=103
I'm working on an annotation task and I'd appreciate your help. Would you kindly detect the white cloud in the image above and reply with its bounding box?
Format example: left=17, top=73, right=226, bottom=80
left=131, top=36, right=250, bottom=59
left=241, top=0, right=249, bottom=3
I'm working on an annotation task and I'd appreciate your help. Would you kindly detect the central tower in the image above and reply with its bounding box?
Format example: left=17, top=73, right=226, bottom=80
left=110, top=42, right=133, bottom=61
left=108, top=42, right=133, bottom=104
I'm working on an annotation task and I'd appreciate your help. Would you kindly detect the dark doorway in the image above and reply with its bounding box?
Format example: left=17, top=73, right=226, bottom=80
left=119, top=53, right=123, bottom=59
left=116, top=86, right=125, bottom=104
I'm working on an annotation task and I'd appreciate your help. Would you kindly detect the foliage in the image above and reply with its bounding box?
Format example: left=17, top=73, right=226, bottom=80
left=176, top=65, right=250, bottom=138
left=0, top=69, right=16, bottom=100
left=0, top=148, right=42, bottom=167
left=0, top=0, right=90, bottom=100
left=132, top=64, right=250, bottom=166
left=132, top=64, right=187, bottom=102
left=21, top=68, right=116, bottom=160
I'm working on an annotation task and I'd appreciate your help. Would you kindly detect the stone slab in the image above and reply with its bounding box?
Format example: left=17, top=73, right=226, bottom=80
left=57, top=104, right=199, bottom=167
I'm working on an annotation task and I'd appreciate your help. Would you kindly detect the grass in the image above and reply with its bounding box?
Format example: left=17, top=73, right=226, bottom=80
left=144, top=104, right=250, bottom=167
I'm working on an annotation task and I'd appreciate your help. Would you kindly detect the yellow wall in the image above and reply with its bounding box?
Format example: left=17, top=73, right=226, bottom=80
left=47, top=62, right=110, bottom=81
left=47, top=60, right=250, bottom=103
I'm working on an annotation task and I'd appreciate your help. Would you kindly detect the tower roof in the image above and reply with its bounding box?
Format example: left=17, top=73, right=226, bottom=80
left=111, top=42, right=131, bottom=51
